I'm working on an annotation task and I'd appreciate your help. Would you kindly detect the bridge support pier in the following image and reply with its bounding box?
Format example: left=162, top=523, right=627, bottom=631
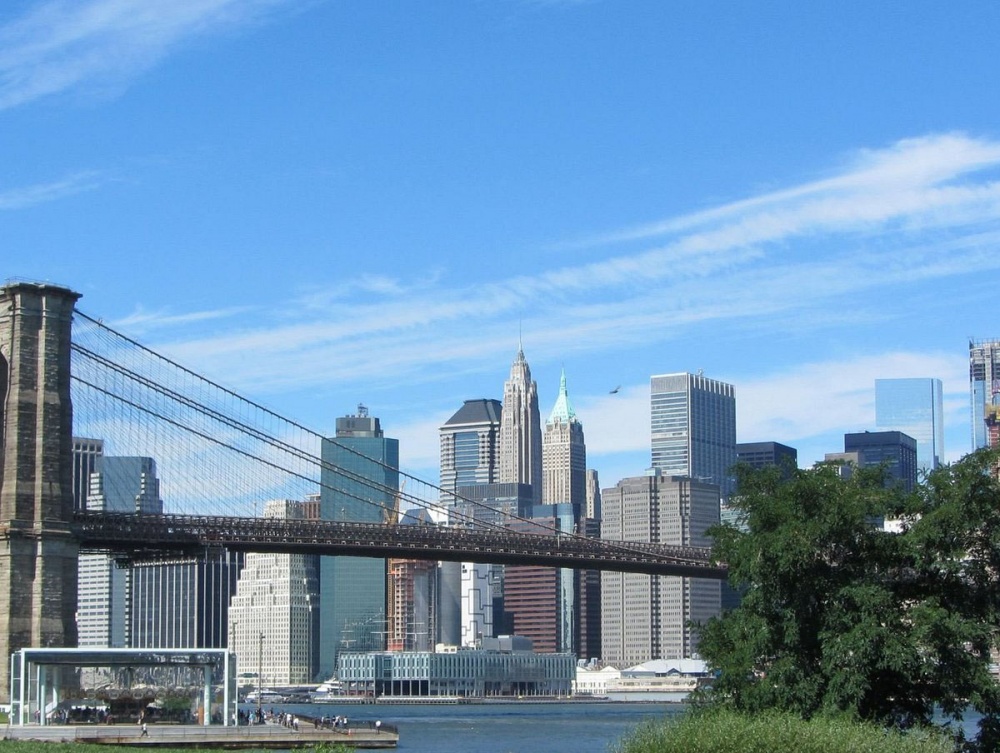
left=0, top=282, right=81, bottom=702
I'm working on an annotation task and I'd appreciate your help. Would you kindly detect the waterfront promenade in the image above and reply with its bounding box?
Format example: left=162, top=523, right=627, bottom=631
left=3, top=721, right=398, bottom=749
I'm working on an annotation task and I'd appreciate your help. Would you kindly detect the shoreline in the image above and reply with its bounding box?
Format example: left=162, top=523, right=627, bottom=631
left=257, top=694, right=690, bottom=707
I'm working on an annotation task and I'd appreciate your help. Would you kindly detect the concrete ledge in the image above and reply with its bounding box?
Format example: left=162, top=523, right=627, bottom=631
left=4, top=723, right=399, bottom=749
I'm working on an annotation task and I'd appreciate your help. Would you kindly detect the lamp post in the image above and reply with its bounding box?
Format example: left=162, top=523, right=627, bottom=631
left=257, top=633, right=264, bottom=715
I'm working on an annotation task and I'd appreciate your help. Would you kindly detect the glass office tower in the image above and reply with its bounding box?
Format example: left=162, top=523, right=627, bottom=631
left=875, top=378, right=944, bottom=473
left=319, top=406, right=399, bottom=680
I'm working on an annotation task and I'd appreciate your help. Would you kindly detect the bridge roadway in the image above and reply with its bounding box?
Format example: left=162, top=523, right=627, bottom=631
left=72, top=512, right=727, bottom=579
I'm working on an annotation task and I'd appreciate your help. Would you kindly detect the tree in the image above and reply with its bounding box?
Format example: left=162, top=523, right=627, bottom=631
left=697, top=449, right=1000, bottom=750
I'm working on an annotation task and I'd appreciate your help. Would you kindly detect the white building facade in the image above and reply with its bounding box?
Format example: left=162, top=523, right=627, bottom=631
left=228, top=500, right=317, bottom=685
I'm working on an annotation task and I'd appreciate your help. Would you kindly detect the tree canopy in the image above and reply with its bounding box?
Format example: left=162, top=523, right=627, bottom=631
left=697, top=449, right=1000, bottom=750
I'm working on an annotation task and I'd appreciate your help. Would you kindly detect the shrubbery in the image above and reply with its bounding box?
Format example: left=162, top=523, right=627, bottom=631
left=614, top=708, right=953, bottom=753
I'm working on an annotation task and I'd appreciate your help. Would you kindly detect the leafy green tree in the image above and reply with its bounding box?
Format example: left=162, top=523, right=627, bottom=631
left=697, top=449, right=1000, bottom=750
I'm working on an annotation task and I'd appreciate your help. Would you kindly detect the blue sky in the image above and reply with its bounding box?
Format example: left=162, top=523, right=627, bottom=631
left=5, top=0, right=1000, bottom=493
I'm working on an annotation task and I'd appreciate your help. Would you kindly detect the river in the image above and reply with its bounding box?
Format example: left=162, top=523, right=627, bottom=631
left=253, top=700, right=687, bottom=753
left=246, top=700, right=985, bottom=751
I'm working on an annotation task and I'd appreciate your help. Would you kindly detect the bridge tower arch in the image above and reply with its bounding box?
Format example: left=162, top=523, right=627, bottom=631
left=0, top=282, right=81, bottom=701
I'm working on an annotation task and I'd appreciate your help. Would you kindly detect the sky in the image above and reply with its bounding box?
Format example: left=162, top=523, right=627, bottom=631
left=5, top=0, right=1000, bottom=494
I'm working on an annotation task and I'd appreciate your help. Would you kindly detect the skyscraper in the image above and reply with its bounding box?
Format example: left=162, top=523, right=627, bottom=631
left=72, top=437, right=103, bottom=511
left=844, top=430, right=918, bottom=493
left=505, top=370, right=600, bottom=658
left=229, top=500, right=317, bottom=685
left=541, top=369, right=586, bottom=508
left=440, top=399, right=508, bottom=647
left=601, top=472, right=721, bottom=666
left=131, top=549, right=244, bottom=650
left=319, top=405, right=399, bottom=679
left=585, top=469, right=602, bottom=522
left=387, top=534, right=438, bottom=654
left=440, top=399, right=503, bottom=501
left=77, top=456, right=162, bottom=647
left=650, top=372, right=737, bottom=501
left=504, top=509, right=576, bottom=654
left=735, top=441, right=798, bottom=476
left=970, top=339, right=1000, bottom=450
left=499, top=345, right=543, bottom=505
left=875, top=378, right=944, bottom=472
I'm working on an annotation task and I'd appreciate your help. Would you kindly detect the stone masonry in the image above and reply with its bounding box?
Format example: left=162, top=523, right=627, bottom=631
left=0, top=282, right=81, bottom=701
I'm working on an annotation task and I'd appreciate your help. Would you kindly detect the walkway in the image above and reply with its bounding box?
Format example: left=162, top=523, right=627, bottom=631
left=3, top=722, right=399, bottom=749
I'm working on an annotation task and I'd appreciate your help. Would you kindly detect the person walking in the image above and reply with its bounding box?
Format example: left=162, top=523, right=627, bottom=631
left=140, top=723, right=149, bottom=738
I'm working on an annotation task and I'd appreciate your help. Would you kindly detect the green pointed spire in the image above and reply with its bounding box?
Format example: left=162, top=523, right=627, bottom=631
left=548, top=368, right=576, bottom=424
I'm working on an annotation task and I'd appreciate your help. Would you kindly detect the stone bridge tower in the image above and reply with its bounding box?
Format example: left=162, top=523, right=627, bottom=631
left=0, top=282, right=81, bottom=701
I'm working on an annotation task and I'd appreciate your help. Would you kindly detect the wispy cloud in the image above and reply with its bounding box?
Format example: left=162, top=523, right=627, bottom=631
left=0, top=171, right=105, bottom=209
left=0, top=0, right=304, bottom=110
left=124, top=133, right=1000, bottom=405
left=112, top=304, right=255, bottom=333
left=733, top=352, right=966, bottom=448
left=574, top=133, right=1000, bottom=248
left=294, top=272, right=444, bottom=312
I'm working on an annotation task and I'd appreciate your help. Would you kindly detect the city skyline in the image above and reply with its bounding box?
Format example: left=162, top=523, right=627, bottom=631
left=5, top=1, right=1000, bottom=492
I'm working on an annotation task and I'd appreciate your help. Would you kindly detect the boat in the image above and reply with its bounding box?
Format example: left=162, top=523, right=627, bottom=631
left=244, top=690, right=285, bottom=705
left=310, top=679, right=346, bottom=702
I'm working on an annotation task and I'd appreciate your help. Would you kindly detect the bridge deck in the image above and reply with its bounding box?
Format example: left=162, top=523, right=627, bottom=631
left=73, top=512, right=727, bottom=579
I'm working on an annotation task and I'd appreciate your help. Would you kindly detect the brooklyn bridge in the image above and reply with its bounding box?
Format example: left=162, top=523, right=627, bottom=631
left=0, top=281, right=724, bottom=700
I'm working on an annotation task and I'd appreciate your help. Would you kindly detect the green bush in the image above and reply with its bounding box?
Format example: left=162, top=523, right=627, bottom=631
left=309, top=743, right=356, bottom=753
left=613, top=708, right=953, bottom=753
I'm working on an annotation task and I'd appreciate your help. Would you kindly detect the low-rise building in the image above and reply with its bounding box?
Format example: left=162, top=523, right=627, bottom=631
left=337, top=636, right=574, bottom=698
left=608, top=658, right=711, bottom=700
left=573, top=664, right=621, bottom=697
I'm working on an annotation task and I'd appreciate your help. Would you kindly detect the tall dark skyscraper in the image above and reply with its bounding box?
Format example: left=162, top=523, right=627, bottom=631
left=439, top=399, right=505, bottom=647
left=736, top=441, right=798, bottom=477
left=319, top=405, right=399, bottom=679
left=440, top=399, right=503, bottom=499
left=131, top=549, right=243, bottom=651
left=844, top=430, right=918, bottom=493
left=77, top=456, right=162, bottom=647
left=72, top=437, right=103, bottom=511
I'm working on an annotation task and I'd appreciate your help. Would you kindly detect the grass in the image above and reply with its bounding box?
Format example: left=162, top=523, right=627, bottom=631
left=612, top=708, right=954, bottom=753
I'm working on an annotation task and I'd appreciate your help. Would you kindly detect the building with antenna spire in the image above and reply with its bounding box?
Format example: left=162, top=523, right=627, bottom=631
left=542, top=368, right=586, bottom=508
left=499, top=343, right=543, bottom=505
left=505, top=369, right=601, bottom=659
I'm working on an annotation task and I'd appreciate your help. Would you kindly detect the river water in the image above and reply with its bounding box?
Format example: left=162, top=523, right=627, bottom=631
left=257, top=701, right=686, bottom=753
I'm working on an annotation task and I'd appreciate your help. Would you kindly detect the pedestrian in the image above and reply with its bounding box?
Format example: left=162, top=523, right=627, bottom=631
left=140, top=723, right=149, bottom=738
left=375, top=719, right=382, bottom=734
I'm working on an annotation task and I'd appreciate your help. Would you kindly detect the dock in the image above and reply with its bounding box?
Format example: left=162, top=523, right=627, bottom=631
left=3, top=722, right=399, bottom=749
